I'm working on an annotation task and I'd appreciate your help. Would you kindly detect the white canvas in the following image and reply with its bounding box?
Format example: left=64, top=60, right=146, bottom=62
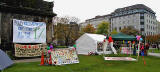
left=13, top=19, right=46, bottom=43
left=76, top=33, right=105, bottom=55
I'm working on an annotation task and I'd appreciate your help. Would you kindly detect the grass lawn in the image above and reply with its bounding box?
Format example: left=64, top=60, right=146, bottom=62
left=3, top=55, right=160, bottom=72
left=148, top=49, right=160, bottom=53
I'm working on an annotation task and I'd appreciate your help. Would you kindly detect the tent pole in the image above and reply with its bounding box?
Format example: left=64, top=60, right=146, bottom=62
left=130, top=42, right=131, bottom=56
left=103, top=39, right=105, bottom=58
left=137, top=41, right=140, bottom=61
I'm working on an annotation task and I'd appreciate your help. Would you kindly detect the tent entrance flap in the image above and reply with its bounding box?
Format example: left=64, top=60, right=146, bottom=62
left=97, top=42, right=103, bottom=52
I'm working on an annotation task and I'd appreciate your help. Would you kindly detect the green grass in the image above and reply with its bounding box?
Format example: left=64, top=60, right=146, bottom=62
left=149, top=49, right=160, bottom=53
left=3, top=55, right=160, bottom=72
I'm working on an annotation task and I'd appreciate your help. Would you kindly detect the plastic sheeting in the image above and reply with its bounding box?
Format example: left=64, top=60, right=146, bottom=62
left=0, top=49, right=14, bottom=70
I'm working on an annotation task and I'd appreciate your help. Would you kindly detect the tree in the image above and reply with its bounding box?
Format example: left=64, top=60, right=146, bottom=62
left=96, top=21, right=110, bottom=34
left=53, top=16, right=80, bottom=46
left=81, top=24, right=96, bottom=33
left=111, top=29, right=118, bottom=35
left=146, top=34, right=160, bottom=43
left=121, top=26, right=140, bottom=36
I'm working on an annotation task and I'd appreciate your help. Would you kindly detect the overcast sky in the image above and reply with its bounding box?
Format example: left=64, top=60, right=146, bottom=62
left=44, top=0, right=160, bottom=22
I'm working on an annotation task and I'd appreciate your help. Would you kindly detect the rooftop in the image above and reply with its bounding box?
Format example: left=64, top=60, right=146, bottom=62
left=86, top=33, right=106, bottom=42
left=114, top=4, right=155, bottom=14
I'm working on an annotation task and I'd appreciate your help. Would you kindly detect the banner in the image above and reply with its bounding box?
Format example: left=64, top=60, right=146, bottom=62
left=121, top=47, right=133, bottom=54
left=51, top=48, right=79, bottom=65
left=104, top=57, right=136, bottom=61
left=13, top=19, right=46, bottom=43
left=15, top=44, right=46, bottom=57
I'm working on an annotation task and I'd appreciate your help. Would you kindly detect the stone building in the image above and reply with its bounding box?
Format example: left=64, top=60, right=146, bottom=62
left=0, top=1, right=57, bottom=51
left=80, top=15, right=111, bottom=29
left=158, top=22, right=160, bottom=34
left=81, top=4, right=159, bottom=36
left=111, top=4, right=158, bottom=36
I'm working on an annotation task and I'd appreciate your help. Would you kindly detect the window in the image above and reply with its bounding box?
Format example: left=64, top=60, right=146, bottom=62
left=153, top=27, right=155, bottom=30
left=140, top=28, right=144, bottom=31
left=140, top=16, right=144, bottom=19
left=140, top=19, right=144, bottom=22
left=141, top=25, right=144, bottom=28
left=119, top=27, right=121, bottom=31
left=115, top=27, right=117, bottom=31
left=140, top=14, right=144, bottom=16
left=123, top=21, right=125, bottom=24
left=140, top=22, right=144, bottom=25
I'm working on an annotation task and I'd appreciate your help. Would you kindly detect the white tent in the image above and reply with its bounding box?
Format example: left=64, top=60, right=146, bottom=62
left=76, top=33, right=112, bottom=55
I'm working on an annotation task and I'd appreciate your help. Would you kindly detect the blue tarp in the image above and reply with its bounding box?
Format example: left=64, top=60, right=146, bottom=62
left=0, top=49, right=14, bottom=70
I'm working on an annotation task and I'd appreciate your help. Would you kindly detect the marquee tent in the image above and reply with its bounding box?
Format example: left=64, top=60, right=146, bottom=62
left=0, top=49, right=14, bottom=70
left=111, top=33, right=136, bottom=41
left=76, top=33, right=112, bottom=55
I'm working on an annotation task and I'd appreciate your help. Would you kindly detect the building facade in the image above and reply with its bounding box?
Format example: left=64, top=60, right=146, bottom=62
left=0, top=1, right=56, bottom=51
left=81, top=4, right=159, bottom=36
left=158, top=21, right=160, bottom=34
left=111, top=4, right=158, bottom=36
left=80, top=15, right=111, bottom=28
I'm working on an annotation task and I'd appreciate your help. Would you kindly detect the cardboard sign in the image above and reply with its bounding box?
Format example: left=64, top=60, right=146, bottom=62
left=51, top=48, right=79, bottom=65
left=15, top=44, right=46, bottom=57
left=13, top=19, right=46, bottom=43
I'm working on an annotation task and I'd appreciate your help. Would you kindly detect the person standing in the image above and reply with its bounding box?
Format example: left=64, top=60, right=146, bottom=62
left=140, top=43, right=145, bottom=56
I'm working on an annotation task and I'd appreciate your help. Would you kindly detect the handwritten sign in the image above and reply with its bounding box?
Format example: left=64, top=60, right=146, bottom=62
left=121, top=47, right=133, bottom=54
left=51, top=48, right=79, bottom=65
left=15, top=44, right=47, bottom=57
left=13, top=19, right=46, bottom=43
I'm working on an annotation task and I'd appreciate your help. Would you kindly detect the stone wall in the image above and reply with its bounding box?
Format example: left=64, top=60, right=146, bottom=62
left=0, top=12, right=1, bottom=44
left=0, top=12, right=53, bottom=51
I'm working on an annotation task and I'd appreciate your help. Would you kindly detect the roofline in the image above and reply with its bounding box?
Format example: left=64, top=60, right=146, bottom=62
left=0, top=4, right=57, bottom=17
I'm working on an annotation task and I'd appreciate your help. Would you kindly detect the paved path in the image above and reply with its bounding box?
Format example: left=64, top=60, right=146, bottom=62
left=148, top=53, right=160, bottom=58
left=13, top=58, right=41, bottom=63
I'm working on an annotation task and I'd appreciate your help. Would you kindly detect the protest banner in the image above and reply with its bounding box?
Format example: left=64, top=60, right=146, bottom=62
left=51, top=48, right=79, bottom=65
left=15, top=44, right=47, bottom=57
left=13, top=19, right=46, bottom=43
left=121, top=47, right=133, bottom=54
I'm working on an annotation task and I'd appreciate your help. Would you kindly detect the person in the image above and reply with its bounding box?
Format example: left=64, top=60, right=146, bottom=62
left=156, top=43, right=159, bottom=51
left=140, top=43, right=144, bottom=56
left=133, top=43, right=136, bottom=55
